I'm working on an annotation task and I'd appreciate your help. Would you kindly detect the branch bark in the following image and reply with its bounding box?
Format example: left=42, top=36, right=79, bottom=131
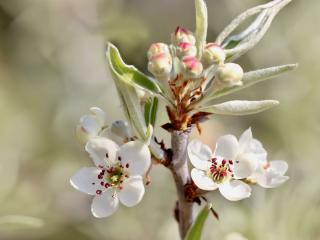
left=170, top=129, right=193, bottom=239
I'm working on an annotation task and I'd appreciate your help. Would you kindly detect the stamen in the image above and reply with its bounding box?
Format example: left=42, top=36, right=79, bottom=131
left=96, top=190, right=102, bottom=195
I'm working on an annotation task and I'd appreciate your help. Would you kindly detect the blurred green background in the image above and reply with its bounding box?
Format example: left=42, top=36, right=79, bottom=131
left=0, top=0, right=319, bottom=239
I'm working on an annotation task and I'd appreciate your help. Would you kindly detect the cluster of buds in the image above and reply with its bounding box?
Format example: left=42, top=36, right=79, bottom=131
left=147, top=43, right=172, bottom=78
left=147, top=26, right=244, bottom=87
left=173, top=27, right=203, bottom=77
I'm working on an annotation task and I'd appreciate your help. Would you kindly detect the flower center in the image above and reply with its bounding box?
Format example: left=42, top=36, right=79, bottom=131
left=208, top=158, right=234, bottom=184
left=94, top=156, right=130, bottom=195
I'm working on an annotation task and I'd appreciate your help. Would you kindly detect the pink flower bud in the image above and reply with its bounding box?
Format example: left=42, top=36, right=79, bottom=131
left=202, top=43, right=226, bottom=65
left=148, top=53, right=172, bottom=77
left=181, top=56, right=203, bottom=77
left=147, top=43, right=170, bottom=60
left=172, top=26, right=196, bottom=45
left=176, top=42, right=197, bottom=58
left=216, top=63, right=244, bottom=86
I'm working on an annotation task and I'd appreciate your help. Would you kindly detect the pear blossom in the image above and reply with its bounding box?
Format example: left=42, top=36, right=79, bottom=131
left=188, top=128, right=267, bottom=201
left=181, top=56, right=203, bottom=77
left=172, top=26, right=196, bottom=45
left=76, top=107, right=108, bottom=144
left=70, top=137, right=151, bottom=218
left=248, top=159, right=289, bottom=188
left=176, top=42, right=197, bottom=58
left=216, top=63, right=244, bottom=87
left=148, top=53, right=173, bottom=77
left=147, top=42, right=170, bottom=60
left=202, top=43, right=226, bottom=66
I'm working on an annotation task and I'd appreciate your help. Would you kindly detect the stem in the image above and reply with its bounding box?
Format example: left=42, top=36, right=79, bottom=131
left=170, top=129, right=193, bottom=239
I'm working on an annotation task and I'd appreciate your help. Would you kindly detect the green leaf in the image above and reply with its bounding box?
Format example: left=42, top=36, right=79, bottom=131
left=144, top=98, right=152, bottom=126
left=202, top=63, right=297, bottom=102
left=150, top=97, right=159, bottom=126
left=185, top=205, right=210, bottom=240
left=195, top=0, right=208, bottom=59
left=107, top=43, right=163, bottom=94
left=216, top=0, right=292, bottom=61
left=144, top=97, right=159, bottom=127
left=107, top=45, right=148, bottom=140
left=198, top=100, right=279, bottom=116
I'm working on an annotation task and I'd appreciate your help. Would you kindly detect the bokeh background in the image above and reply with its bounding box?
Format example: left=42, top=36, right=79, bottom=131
left=0, top=0, right=319, bottom=239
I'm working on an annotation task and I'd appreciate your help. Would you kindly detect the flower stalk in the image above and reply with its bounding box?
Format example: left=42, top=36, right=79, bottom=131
left=170, top=129, right=193, bottom=239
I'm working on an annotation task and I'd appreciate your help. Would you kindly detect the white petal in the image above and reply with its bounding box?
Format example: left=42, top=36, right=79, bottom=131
left=117, top=141, right=151, bottom=176
left=219, top=180, right=251, bottom=201
left=187, top=139, right=212, bottom=170
left=85, top=137, right=120, bottom=167
left=91, top=189, right=119, bottom=218
left=90, top=107, right=107, bottom=127
left=70, top=167, right=100, bottom=195
left=191, top=168, right=218, bottom=191
left=79, top=115, right=100, bottom=135
left=214, top=135, right=239, bottom=160
left=233, top=153, right=258, bottom=179
left=269, top=160, right=288, bottom=175
left=118, top=176, right=145, bottom=207
left=256, top=166, right=289, bottom=189
left=238, top=128, right=253, bottom=151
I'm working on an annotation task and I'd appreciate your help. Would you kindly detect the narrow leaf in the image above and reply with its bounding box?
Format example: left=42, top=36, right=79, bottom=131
left=203, top=63, right=297, bottom=102
left=144, top=98, right=152, bottom=126
left=107, top=45, right=148, bottom=140
left=107, top=43, right=162, bottom=94
left=150, top=97, right=159, bottom=126
left=199, top=100, right=279, bottom=116
left=185, top=205, right=210, bottom=240
left=195, top=0, right=208, bottom=59
left=223, top=0, right=292, bottom=61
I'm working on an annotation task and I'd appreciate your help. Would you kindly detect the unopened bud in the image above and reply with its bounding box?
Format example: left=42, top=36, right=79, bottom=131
left=176, top=42, right=197, bottom=58
left=110, top=120, right=132, bottom=140
left=148, top=53, right=172, bottom=77
left=172, top=26, right=196, bottom=45
left=181, top=56, right=203, bottom=77
left=147, top=43, right=170, bottom=60
left=76, top=107, right=108, bottom=144
left=202, top=43, right=226, bottom=66
left=216, top=63, right=244, bottom=86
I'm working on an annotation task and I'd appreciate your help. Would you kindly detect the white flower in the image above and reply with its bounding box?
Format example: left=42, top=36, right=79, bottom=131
left=248, top=160, right=289, bottom=188
left=76, top=107, right=108, bottom=144
left=188, top=128, right=266, bottom=201
left=70, top=137, right=151, bottom=218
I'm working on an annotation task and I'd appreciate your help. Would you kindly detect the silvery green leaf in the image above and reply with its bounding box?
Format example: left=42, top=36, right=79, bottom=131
left=199, top=100, right=279, bottom=115
left=202, top=63, right=297, bottom=102
left=107, top=45, right=148, bottom=140
left=215, top=0, right=292, bottom=61
left=144, top=97, right=159, bottom=126
left=185, top=204, right=211, bottom=240
left=107, top=43, right=163, bottom=94
left=195, top=0, right=208, bottom=59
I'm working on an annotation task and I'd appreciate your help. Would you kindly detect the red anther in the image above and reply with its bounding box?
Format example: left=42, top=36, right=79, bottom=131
left=118, top=156, right=122, bottom=161
left=228, top=168, right=232, bottom=172
left=96, top=190, right=102, bottom=195
left=222, top=160, right=226, bottom=165
left=229, top=160, right=233, bottom=165
left=100, top=181, right=104, bottom=186
left=105, top=183, right=110, bottom=188
left=125, top=174, right=129, bottom=178
left=98, top=164, right=104, bottom=169
left=98, top=175, right=103, bottom=179
left=126, top=163, right=129, bottom=168
left=212, top=158, right=217, bottom=162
